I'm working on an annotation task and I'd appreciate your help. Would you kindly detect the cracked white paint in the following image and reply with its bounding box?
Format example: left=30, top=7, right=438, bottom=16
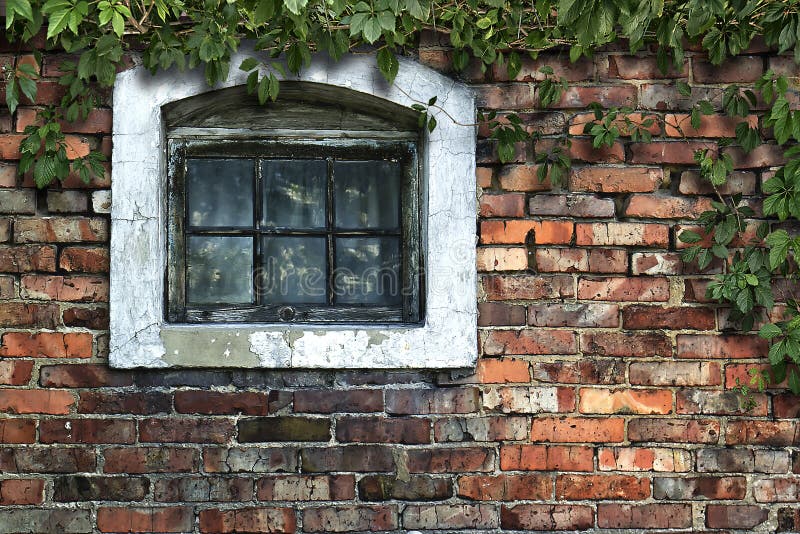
left=110, top=48, right=477, bottom=369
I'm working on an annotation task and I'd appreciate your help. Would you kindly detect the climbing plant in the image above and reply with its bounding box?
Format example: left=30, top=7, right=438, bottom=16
left=4, top=0, right=800, bottom=391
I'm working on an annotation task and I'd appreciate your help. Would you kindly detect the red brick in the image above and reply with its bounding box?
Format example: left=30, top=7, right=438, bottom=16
left=0, top=245, right=57, bottom=272
left=640, top=83, right=722, bottom=111
left=482, top=275, right=574, bottom=300
left=476, top=84, right=535, bottom=109
left=694, top=57, right=763, bottom=83
left=588, top=249, right=628, bottom=273
left=0, top=135, right=27, bottom=158
left=677, top=334, right=768, bottom=358
left=0, top=478, right=44, bottom=504
left=0, top=389, right=74, bottom=414
left=0, top=332, right=92, bottom=358
left=406, top=447, right=494, bottom=473
left=62, top=306, right=108, bottom=329
left=257, top=475, right=354, bottom=501
left=40, top=418, right=136, bottom=444
left=581, top=332, right=672, bottom=357
left=0, top=418, right=36, bottom=443
left=336, top=416, right=430, bottom=444
left=300, top=445, right=393, bottom=473
left=629, top=141, right=717, bottom=164
left=480, top=220, right=573, bottom=245
left=706, top=505, right=769, bottom=529
left=494, top=55, right=595, bottom=82
left=629, top=419, right=720, bottom=443
left=476, top=247, right=528, bottom=271
left=569, top=111, right=662, bottom=137
left=497, top=164, right=552, bottom=191
left=500, top=444, right=594, bottom=471
left=598, top=503, right=692, bottom=529
left=103, top=447, right=199, bottom=473
left=622, top=305, right=716, bottom=330
left=476, top=358, right=530, bottom=383
left=483, top=386, right=575, bottom=414
left=386, top=388, right=479, bottom=414
left=528, top=303, right=619, bottom=327
left=17, top=108, right=112, bottom=134
left=575, top=222, right=669, bottom=246
left=753, top=478, right=800, bottom=502
left=402, top=504, right=497, bottom=529
left=501, top=504, right=593, bottom=530
left=482, top=329, right=577, bottom=356
left=724, top=363, right=786, bottom=390
left=534, top=248, right=588, bottom=272
left=0, top=360, right=34, bottom=385
left=434, top=416, right=528, bottom=442
left=20, top=275, right=108, bottom=302
left=569, top=166, right=662, bottom=193
left=531, top=417, right=625, bottom=443
left=79, top=391, right=172, bottom=414
left=174, top=390, right=270, bottom=415
left=578, top=277, right=669, bottom=301
left=40, top=364, right=132, bottom=388
left=532, top=359, right=626, bottom=385
left=654, top=476, right=747, bottom=500
left=303, top=505, right=397, bottom=532
left=98, top=507, right=193, bottom=533
left=552, top=85, right=637, bottom=108
left=294, top=389, right=382, bottom=413
left=139, top=418, right=236, bottom=443
left=726, top=421, right=800, bottom=446
left=624, top=194, right=714, bottom=219
left=579, top=388, right=672, bottom=415
left=664, top=113, right=758, bottom=137
left=679, top=170, right=757, bottom=195
left=199, top=507, right=296, bottom=533
left=773, top=394, right=800, bottom=418
left=457, top=474, right=552, bottom=500
left=476, top=167, right=492, bottom=188
left=568, top=138, right=625, bottom=163
left=154, top=476, right=252, bottom=502
left=14, top=217, right=107, bottom=243
left=598, top=447, right=692, bottom=472
left=59, top=246, right=109, bottom=272
left=723, top=144, right=786, bottom=169
left=630, top=361, right=722, bottom=386
left=556, top=474, right=650, bottom=500
left=480, top=194, right=525, bottom=217
left=478, top=303, right=526, bottom=326
left=677, top=389, right=767, bottom=416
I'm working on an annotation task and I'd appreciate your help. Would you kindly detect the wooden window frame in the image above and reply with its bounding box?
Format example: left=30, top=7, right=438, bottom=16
left=166, top=135, right=423, bottom=325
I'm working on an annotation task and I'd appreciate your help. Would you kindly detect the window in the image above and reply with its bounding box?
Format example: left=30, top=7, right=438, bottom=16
left=164, top=85, right=421, bottom=324
left=110, top=52, right=477, bottom=369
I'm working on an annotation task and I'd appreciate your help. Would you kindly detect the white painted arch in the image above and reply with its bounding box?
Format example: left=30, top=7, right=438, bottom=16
left=109, top=50, right=477, bottom=369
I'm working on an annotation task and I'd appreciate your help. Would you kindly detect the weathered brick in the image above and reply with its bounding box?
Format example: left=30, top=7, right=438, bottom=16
left=1, top=332, right=92, bottom=358
left=477, top=247, right=528, bottom=271
left=497, top=164, right=552, bottom=191
left=495, top=54, right=595, bottom=82
left=140, top=418, right=236, bottom=443
left=59, top=246, right=109, bottom=272
left=435, top=416, right=529, bottom=442
left=385, top=388, right=478, bottom=414
left=198, top=507, right=296, bottom=533
left=501, top=504, right=593, bottom=530
left=534, top=248, right=588, bottom=272
left=293, top=389, right=382, bottom=413
left=726, top=421, right=800, bottom=446
left=482, top=329, right=577, bottom=355
left=724, top=143, right=786, bottom=169
left=480, top=193, right=525, bottom=217
left=569, top=166, right=662, bottom=193
left=597, top=503, right=692, bottom=529
left=706, top=505, right=769, bottom=529
left=40, top=364, right=131, bottom=387
left=478, top=303, right=526, bottom=326
left=694, top=56, right=763, bottom=83
left=358, top=475, right=451, bottom=501
left=54, top=476, right=149, bottom=502
left=302, top=505, right=397, bottom=532
left=336, top=416, right=430, bottom=444
left=0, top=478, right=44, bottom=504
left=677, top=334, right=768, bottom=358
left=0, top=275, right=15, bottom=298
left=654, top=476, right=746, bottom=500
left=696, top=448, right=754, bottom=472
left=104, top=447, right=198, bottom=474
left=402, top=504, right=498, bottom=530
left=0, top=245, right=57, bottom=272
left=581, top=332, right=672, bottom=357
left=40, top=418, right=136, bottom=444
left=62, top=306, right=108, bottom=329
left=78, top=391, right=172, bottom=414
left=14, top=217, right=107, bottom=243
left=598, top=447, right=692, bottom=472
left=482, top=275, right=574, bottom=300
left=528, top=302, right=619, bottom=327
left=175, top=390, right=271, bottom=415
left=301, top=446, right=394, bottom=473
left=0, top=389, right=74, bottom=414
left=754, top=478, right=800, bottom=502
left=622, top=305, right=716, bottom=330
left=529, top=193, right=615, bottom=217
left=665, top=113, right=758, bottom=137
left=531, top=417, right=625, bottom=443
left=500, top=444, right=594, bottom=472
left=556, top=474, right=650, bottom=500
left=629, top=419, right=720, bottom=444
left=154, top=476, right=253, bottom=502
left=568, top=138, right=625, bottom=163
left=483, top=386, right=574, bottom=414
left=578, top=277, right=670, bottom=302
left=0, top=447, right=96, bottom=473
left=576, top=222, right=669, bottom=246
left=480, top=220, right=573, bottom=245
left=97, top=506, right=193, bottom=533
left=0, top=189, right=35, bottom=214
left=629, top=141, right=717, bottom=164
left=630, top=361, right=721, bottom=386
left=532, top=359, right=626, bottom=385
left=91, top=190, right=112, bottom=213
left=204, top=447, right=297, bottom=473
left=679, top=169, right=757, bottom=195
left=406, top=447, right=495, bottom=473
left=624, top=194, right=714, bottom=219
left=603, top=55, right=688, bottom=79
left=46, top=191, right=88, bottom=213
left=0, top=360, right=34, bottom=385
left=551, top=85, right=637, bottom=108
left=0, top=509, right=92, bottom=533
left=476, top=84, right=535, bottom=109
left=474, top=358, right=530, bottom=383
left=257, top=475, right=353, bottom=501
left=458, top=474, right=552, bottom=500
left=641, top=83, right=722, bottom=111
left=20, top=275, right=108, bottom=302
left=677, top=389, right=767, bottom=415
left=579, top=388, right=672, bottom=415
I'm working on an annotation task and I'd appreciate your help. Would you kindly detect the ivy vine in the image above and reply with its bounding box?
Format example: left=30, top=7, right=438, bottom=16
left=4, top=0, right=800, bottom=393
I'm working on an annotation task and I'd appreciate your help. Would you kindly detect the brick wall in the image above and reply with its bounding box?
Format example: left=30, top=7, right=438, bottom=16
left=0, top=33, right=798, bottom=532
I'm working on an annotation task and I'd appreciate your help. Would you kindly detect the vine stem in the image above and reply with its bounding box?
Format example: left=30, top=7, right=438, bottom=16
left=390, top=80, right=479, bottom=128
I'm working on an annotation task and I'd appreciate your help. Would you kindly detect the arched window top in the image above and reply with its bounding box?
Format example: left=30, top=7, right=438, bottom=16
left=163, top=81, right=421, bottom=133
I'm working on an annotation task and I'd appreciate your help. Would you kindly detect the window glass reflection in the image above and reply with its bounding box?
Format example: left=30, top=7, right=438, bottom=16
left=262, top=160, right=327, bottom=229
left=187, top=236, right=253, bottom=304
left=335, top=237, right=401, bottom=305
left=261, top=236, right=327, bottom=304
left=334, top=160, right=400, bottom=230
left=187, top=158, right=254, bottom=227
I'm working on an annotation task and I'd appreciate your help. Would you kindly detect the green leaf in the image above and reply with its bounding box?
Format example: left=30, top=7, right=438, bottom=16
left=362, top=17, right=383, bottom=43
left=789, top=369, right=800, bottom=395
left=46, top=8, right=72, bottom=39
left=5, top=76, right=19, bottom=114
left=240, top=58, right=259, bottom=72
left=677, top=80, right=692, bottom=97
left=376, top=47, right=399, bottom=84
left=283, top=0, right=308, bottom=15
left=7, top=0, right=34, bottom=28
left=760, top=323, right=784, bottom=339
left=257, top=75, right=269, bottom=105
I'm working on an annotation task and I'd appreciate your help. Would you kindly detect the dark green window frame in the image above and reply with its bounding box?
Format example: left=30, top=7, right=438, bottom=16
left=166, top=137, right=423, bottom=325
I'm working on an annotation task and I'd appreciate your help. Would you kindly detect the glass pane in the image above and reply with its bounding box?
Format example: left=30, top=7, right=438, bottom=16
left=187, top=158, right=254, bottom=227
left=334, top=160, right=400, bottom=230
left=262, top=160, right=327, bottom=229
left=187, top=236, right=253, bottom=304
left=334, top=237, right=401, bottom=305
left=261, top=236, right=327, bottom=304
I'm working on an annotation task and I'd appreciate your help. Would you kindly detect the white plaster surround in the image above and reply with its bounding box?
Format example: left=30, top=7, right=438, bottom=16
left=109, top=49, right=478, bottom=369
